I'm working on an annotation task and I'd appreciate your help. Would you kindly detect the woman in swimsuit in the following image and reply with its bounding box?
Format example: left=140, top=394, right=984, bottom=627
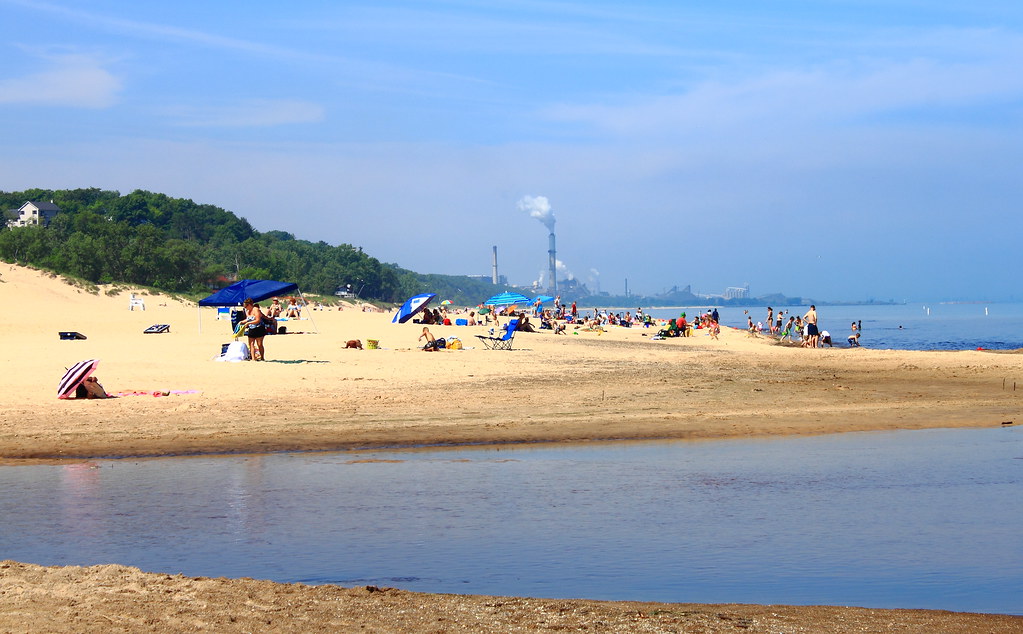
left=242, top=298, right=267, bottom=361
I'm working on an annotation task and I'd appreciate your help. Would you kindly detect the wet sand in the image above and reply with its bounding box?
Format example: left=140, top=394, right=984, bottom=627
left=2, top=561, right=1020, bottom=633
left=1, top=263, right=1020, bottom=631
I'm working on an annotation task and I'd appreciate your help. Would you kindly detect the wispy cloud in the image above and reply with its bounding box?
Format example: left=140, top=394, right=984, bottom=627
left=161, top=99, right=326, bottom=128
left=1, top=0, right=492, bottom=96
left=1, top=0, right=338, bottom=63
left=541, top=28, right=1023, bottom=140
left=0, top=49, right=121, bottom=107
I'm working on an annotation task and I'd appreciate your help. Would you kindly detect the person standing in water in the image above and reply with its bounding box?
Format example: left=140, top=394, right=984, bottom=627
left=803, top=305, right=819, bottom=348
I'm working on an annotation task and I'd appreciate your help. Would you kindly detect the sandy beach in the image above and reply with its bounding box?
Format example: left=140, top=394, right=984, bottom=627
left=1, top=263, right=1020, bottom=632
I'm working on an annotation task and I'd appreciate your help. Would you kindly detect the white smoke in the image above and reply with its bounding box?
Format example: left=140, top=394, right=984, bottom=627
left=517, top=195, right=555, bottom=233
left=556, top=259, right=574, bottom=281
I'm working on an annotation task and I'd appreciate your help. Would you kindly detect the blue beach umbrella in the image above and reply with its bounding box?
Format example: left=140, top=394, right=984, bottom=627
left=392, top=293, right=436, bottom=324
left=484, top=292, right=530, bottom=306
left=533, top=295, right=555, bottom=304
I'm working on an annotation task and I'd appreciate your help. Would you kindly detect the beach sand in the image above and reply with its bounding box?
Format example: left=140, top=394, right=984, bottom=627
left=1, top=263, right=1020, bottom=631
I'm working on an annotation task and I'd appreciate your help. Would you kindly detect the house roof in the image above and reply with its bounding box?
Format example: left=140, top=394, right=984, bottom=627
left=21, top=200, right=61, bottom=212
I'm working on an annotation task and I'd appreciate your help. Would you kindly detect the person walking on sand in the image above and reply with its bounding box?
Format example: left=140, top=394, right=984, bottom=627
left=241, top=298, right=267, bottom=361
left=803, top=305, right=819, bottom=348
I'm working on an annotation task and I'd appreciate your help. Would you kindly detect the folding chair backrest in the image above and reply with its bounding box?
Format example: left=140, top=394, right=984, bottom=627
left=502, top=319, right=520, bottom=340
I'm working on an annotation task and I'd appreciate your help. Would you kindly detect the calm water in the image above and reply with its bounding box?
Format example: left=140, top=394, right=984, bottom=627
left=1, top=428, right=1021, bottom=614
left=645, top=303, right=1023, bottom=350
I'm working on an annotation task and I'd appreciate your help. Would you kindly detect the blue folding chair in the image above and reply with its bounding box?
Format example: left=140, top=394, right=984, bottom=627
left=476, top=319, right=519, bottom=350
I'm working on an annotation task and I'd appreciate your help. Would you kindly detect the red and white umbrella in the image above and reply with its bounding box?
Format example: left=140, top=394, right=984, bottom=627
left=58, top=359, right=100, bottom=399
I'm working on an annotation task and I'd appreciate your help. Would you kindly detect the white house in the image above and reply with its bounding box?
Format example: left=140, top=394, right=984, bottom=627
left=7, top=200, right=60, bottom=228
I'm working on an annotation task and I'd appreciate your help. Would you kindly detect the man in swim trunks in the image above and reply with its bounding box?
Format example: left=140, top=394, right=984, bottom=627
left=803, top=305, right=819, bottom=348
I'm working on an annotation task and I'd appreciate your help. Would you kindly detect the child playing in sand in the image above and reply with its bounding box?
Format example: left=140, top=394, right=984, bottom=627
left=419, top=327, right=439, bottom=351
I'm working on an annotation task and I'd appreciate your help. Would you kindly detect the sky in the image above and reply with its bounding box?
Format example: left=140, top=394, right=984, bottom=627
left=1, top=0, right=1021, bottom=302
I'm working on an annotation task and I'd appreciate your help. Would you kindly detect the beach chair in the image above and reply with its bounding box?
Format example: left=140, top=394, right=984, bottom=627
left=128, top=293, right=146, bottom=311
left=475, top=319, right=519, bottom=350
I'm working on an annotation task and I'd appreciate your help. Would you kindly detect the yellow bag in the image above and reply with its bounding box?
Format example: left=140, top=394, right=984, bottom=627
left=447, top=338, right=462, bottom=350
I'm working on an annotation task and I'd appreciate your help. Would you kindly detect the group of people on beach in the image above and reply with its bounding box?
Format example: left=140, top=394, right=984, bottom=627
left=748, top=306, right=862, bottom=348
left=240, top=294, right=866, bottom=359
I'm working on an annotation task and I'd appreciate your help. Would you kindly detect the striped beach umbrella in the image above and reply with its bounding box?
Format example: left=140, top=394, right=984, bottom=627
left=58, top=359, right=100, bottom=399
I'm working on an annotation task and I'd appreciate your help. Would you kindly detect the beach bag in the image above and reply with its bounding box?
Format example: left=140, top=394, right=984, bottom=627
left=434, top=338, right=446, bottom=349
left=218, top=340, right=250, bottom=362
left=447, top=337, right=462, bottom=350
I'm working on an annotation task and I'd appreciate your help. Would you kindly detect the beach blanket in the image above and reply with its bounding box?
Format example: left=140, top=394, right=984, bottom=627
left=114, top=390, right=201, bottom=397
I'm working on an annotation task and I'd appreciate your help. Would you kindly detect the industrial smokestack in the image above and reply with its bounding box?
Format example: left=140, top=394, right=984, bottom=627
left=548, top=233, right=557, bottom=295
left=492, top=245, right=498, bottom=285
left=518, top=195, right=558, bottom=295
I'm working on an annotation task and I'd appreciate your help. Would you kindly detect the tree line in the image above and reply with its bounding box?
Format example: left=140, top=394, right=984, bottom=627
left=0, top=188, right=508, bottom=304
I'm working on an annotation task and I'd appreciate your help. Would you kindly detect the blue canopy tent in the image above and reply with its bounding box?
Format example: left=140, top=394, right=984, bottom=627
left=197, top=279, right=315, bottom=333
left=199, top=280, right=299, bottom=306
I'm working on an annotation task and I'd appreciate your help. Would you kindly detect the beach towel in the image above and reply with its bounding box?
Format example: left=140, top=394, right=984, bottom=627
left=114, top=390, right=201, bottom=397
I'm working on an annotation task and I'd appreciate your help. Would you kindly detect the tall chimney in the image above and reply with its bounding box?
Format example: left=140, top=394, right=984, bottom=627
left=548, top=232, right=557, bottom=295
left=492, top=246, right=498, bottom=285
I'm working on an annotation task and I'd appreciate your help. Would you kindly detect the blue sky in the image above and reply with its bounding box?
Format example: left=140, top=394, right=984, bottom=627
left=2, top=1, right=1021, bottom=302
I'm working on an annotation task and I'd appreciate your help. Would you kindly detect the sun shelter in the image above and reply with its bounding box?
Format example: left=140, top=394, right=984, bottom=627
left=58, top=359, right=99, bottom=399
left=392, top=293, right=436, bottom=324
left=197, top=279, right=316, bottom=333
left=484, top=291, right=530, bottom=306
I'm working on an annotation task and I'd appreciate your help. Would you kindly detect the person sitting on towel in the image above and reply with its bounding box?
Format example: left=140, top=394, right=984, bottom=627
left=267, top=298, right=283, bottom=319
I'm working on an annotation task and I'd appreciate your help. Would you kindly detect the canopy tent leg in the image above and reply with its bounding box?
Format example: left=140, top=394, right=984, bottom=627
left=299, top=289, right=319, bottom=334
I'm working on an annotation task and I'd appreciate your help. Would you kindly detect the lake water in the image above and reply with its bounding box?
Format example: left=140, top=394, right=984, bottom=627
left=1, top=427, right=1020, bottom=615
left=645, top=303, right=1023, bottom=351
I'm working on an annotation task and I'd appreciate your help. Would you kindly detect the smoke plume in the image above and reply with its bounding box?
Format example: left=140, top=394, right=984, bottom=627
left=518, top=195, right=555, bottom=233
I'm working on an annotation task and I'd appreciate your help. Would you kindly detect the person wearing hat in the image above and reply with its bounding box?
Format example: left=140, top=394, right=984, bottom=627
left=267, top=298, right=282, bottom=319
left=676, top=312, right=689, bottom=337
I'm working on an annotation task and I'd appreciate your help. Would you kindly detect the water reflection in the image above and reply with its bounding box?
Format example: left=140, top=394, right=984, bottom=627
left=1, top=428, right=1020, bottom=615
